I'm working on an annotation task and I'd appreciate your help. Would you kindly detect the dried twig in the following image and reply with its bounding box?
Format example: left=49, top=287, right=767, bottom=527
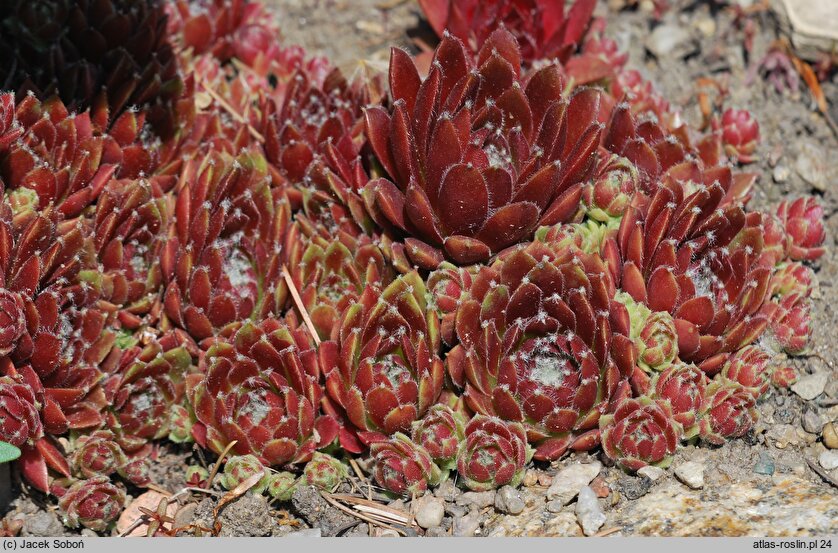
left=197, top=79, right=265, bottom=143
left=806, top=457, right=838, bottom=488
left=205, top=440, right=239, bottom=489
left=282, top=264, right=321, bottom=346
left=321, top=492, right=412, bottom=535
left=212, top=472, right=265, bottom=535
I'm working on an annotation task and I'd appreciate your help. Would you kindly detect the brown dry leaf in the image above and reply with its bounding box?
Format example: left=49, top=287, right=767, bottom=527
left=211, top=471, right=265, bottom=534
left=793, top=56, right=828, bottom=113
left=116, top=491, right=177, bottom=537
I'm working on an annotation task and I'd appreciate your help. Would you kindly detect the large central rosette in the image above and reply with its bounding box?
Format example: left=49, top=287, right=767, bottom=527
left=320, top=272, right=445, bottom=447
left=362, top=28, right=603, bottom=269
left=188, top=319, right=337, bottom=467
left=446, top=242, right=626, bottom=460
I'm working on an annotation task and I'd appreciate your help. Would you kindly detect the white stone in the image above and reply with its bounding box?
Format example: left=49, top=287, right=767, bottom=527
left=414, top=496, right=445, bottom=529
left=575, top=486, right=606, bottom=536
left=818, top=450, right=838, bottom=471
left=546, top=462, right=602, bottom=505
left=675, top=462, right=705, bottom=489
left=637, top=466, right=666, bottom=482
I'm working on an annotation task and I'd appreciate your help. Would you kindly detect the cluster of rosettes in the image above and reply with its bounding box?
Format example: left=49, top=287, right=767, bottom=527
left=0, top=0, right=828, bottom=532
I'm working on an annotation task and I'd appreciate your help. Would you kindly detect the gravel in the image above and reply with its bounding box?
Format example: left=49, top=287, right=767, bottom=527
left=414, top=496, right=445, bottom=529
left=637, top=466, right=666, bottom=482
left=291, top=486, right=355, bottom=537
left=456, top=491, right=496, bottom=509
left=494, top=486, right=525, bottom=515
left=546, top=462, right=602, bottom=505
left=802, top=410, right=824, bottom=434
left=21, top=511, right=65, bottom=537
left=823, top=422, right=838, bottom=449
left=617, top=475, right=653, bottom=500
left=790, top=371, right=829, bottom=400
left=675, top=462, right=705, bottom=489
left=818, top=451, right=838, bottom=470
left=753, top=451, right=776, bottom=475
left=575, top=486, right=607, bottom=536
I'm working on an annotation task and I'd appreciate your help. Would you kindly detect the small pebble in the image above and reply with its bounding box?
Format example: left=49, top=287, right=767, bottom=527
left=286, top=528, right=323, bottom=537
left=791, top=372, right=828, bottom=401
left=434, top=479, right=459, bottom=502
left=575, top=486, right=606, bottom=536
left=546, top=462, right=602, bottom=505
left=456, top=490, right=495, bottom=509
left=522, top=470, right=539, bottom=487
left=545, top=500, right=565, bottom=513
left=823, top=422, right=838, bottom=449
left=537, top=472, right=554, bottom=487
left=414, top=496, right=445, bottom=529
left=494, top=486, right=525, bottom=515
left=802, top=411, right=824, bottom=435
left=772, top=165, right=790, bottom=183
left=617, top=476, right=652, bottom=500
left=589, top=476, right=610, bottom=498
left=819, top=450, right=838, bottom=470
left=453, top=513, right=481, bottom=537
left=753, top=451, right=775, bottom=475
left=675, top=462, right=705, bottom=489
left=636, top=466, right=665, bottom=482
left=80, top=529, right=98, bottom=537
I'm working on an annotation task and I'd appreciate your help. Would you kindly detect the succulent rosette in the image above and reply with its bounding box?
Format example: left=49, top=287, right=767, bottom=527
left=720, top=346, right=773, bottom=399
left=760, top=213, right=791, bottom=267
left=410, top=404, right=466, bottom=469
left=601, top=178, right=770, bottom=369
left=418, top=0, right=595, bottom=66
left=92, top=176, right=170, bottom=321
left=283, top=222, right=391, bottom=341
left=363, top=29, right=604, bottom=268
left=0, top=374, right=42, bottom=448
left=162, top=151, right=289, bottom=342
left=56, top=476, right=126, bottom=532
left=699, top=381, right=758, bottom=445
left=266, top=471, right=298, bottom=501
left=769, top=262, right=814, bottom=299
left=766, top=293, right=812, bottom=355
left=776, top=197, right=826, bottom=261
left=456, top=415, right=531, bottom=491
left=189, top=319, right=337, bottom=466
left=370, top=433, right=441, bottom=495
left=0, top=0, right=179, bottom=125
left=447, top=242, right=622, bottom=460
left=718, top=108, right=760, bottom=164
left=1, top=94, right=154, bottom=219
left=600, top=397, right=680, bottom=471
left=302, top=452, right=348, bottom=492
left=103, top=334, right=192, bottom=442
left=321, top=272, right=444, bottom=446
left=583, top=154, right=639, bottom=222
left=222, top=454, right=271, bottom=493
left=68, top=429, right=148, bottom=486
left=650, top=363, right=708, bottom=438
left=613, top=291, right=678, bottom=373
left=426, top=262, right=476, bottom=346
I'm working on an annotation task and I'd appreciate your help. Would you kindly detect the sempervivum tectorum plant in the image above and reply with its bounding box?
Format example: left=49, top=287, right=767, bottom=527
left=188, top=319, right=338, bottom=467
left=719, top=346, right=773, bottom=399
left=0, top=94, right=22, bottom=150
left=102, top=333, right=192, bottom=444
left=55, top=476, right=126, bottom=532
left=363, top=30, right=604, bottom=269
left=582, top=154, right=638, bottom=223
left=161, top=150, right=289, bottom=342
left=0, top=0, right=180, bottom=125
left=699, top=380, right=758, bottom=445
left=370, top=433, right=441, bottom=495
left=612, top=291, right=678, bottom=376
left=92, top=176, right=170, bottom=325
left=446, top=242, right=625, bottom=460
left=765, top=293, right=811, bottom=355
left=320, top=272, right=445, bottom=447
left=426, top=262, right=476, bottom=346
left=302, top=452, right=348, bottom=492
left=769, top=262, right=815, bottom=299
left=0, top=94, right=157, bottom=219
left=68, top=429, right=149, bottom=486
left=411, top=404, right=466, bottom=470
left=264, top=66, right=371, bottom=187
left=717, top=108, right=760, bottom=164
left=601, top=179, right=771, bottom=371
left=650, top=363, right=708, bottom=439
left=776, top=196, right=826, bottom=262
left=600, top=397, right=680, bottom=471
left=456, top=415, right=531, bottom=491
left=282, top=221, right=391, bottom=341
left=417, top=0, right=595, bottom=66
